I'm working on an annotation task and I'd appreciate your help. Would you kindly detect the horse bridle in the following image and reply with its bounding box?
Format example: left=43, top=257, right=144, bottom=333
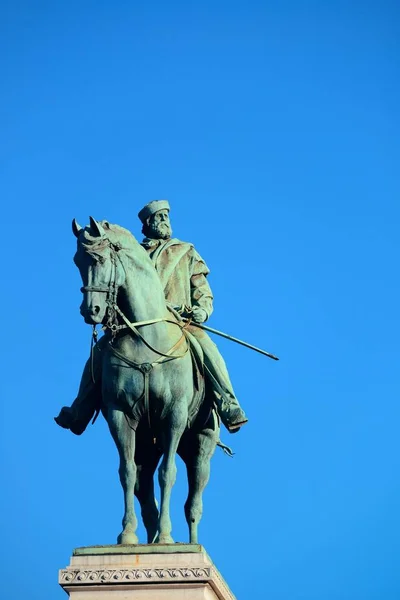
left=80, top=241, right=120, bottom=336
left=81, top=241, right=189, bottom=348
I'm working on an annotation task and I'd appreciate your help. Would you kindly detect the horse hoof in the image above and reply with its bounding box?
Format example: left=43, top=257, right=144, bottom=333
left=157, top=534, right=174, bottom=544
left=117, top=530, right=138, bottom=545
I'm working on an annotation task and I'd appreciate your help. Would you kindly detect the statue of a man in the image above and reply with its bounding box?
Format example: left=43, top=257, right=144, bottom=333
left=55, top=200, right=248, bottom=435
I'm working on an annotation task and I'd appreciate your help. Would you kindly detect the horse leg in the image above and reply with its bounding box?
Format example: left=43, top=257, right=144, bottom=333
left=181, top=413, right=219, bottom=543
left=135, top=445, right=161, bottom=543
left=157, top=419, right=186, bottom=544
left=107, top=408, right=139, bottom=544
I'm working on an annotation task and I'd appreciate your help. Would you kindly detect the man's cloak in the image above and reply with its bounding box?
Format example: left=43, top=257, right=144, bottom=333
left=142, top=238, right=214, bottom=319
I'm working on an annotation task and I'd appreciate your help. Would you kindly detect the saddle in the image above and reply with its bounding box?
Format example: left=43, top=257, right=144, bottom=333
left=183, top=328, right=206, bottom=427
left=165, top=306, right=207, bottom=427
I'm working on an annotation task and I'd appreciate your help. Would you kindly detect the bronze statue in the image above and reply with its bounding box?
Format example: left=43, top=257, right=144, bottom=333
left=55, top=202, right=278, bottom=544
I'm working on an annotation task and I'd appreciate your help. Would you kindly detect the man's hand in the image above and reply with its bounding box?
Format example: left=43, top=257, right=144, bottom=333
left=191, top=306, right=207, bottom=323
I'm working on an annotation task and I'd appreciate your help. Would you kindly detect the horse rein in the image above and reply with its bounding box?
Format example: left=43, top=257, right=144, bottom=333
left=81, top=241, right=191, bottom=429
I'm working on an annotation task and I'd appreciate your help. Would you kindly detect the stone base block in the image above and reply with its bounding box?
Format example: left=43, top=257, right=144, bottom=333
left=59, top=544, right=235, bottom=599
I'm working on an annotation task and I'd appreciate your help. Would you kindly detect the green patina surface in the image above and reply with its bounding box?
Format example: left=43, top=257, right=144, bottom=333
left=74, top=543, right=203, bottom=556
left=55, top=201, right=252, bottom=547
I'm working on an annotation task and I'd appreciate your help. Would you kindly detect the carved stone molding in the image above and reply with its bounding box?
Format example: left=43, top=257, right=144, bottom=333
left=60, top=567, right=212, bottom=585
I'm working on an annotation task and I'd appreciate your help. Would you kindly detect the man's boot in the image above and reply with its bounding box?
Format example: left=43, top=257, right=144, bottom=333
left=204, top=365, right=248, bottom=433
left=55, top=393, right=99, bottom=435
left=214, top=390, right=248, bottom=433
left=54, top=338, right=104, bottom=435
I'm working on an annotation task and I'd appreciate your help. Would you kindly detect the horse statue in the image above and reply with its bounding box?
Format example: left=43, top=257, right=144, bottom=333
left=72, top=217, right=219, bottom=545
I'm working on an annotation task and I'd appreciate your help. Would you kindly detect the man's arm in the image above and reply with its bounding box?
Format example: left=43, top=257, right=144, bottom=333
left=189, top=249, right=214, bottom=323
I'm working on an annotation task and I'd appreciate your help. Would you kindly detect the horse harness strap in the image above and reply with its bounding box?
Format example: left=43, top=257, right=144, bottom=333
left=112, top=303, right=189, bottom=359
left=108, top=300, right=190, bottom=429
left=108, top=327, right=188, bottom=429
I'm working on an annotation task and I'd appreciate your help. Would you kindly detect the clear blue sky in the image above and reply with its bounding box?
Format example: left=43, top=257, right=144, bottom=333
left=1, top=1, right=399, bottom=599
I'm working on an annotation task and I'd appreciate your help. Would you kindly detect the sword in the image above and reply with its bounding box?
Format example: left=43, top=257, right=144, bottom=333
left=183, top=319, right=279, bottom=361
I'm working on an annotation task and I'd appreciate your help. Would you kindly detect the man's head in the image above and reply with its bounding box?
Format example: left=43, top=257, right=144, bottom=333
left=138, top=200, right=172, bottom=240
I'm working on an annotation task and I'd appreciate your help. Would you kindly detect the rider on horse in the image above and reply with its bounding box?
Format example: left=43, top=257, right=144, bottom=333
left=55, top=200, right=248, bottom=436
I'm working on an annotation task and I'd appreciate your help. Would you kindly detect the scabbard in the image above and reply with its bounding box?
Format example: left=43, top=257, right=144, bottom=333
left=185, top=320, right=279, bottom=361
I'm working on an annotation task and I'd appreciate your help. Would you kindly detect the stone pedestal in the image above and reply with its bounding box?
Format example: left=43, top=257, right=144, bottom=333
left=59, top=544, right=236, bottom=599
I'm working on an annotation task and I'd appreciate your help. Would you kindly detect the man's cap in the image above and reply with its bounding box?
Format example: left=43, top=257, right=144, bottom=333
left=138, top=200, right=170, bottom=223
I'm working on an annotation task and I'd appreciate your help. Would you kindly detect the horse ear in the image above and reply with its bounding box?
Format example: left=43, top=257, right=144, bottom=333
left=72, top=218, right=82, bottom=237
left=89, top=216, right=105, bottom=237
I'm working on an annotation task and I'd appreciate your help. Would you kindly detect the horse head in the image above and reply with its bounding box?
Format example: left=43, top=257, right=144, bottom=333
left=73, top=216, right=126, bottom=325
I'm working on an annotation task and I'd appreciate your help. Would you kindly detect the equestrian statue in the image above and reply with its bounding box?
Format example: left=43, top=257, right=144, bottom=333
left=55, top=200, right=277, bottom=544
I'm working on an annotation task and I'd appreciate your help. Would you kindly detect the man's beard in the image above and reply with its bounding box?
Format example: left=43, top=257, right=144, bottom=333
left=147, top=221, right=172, bottom=240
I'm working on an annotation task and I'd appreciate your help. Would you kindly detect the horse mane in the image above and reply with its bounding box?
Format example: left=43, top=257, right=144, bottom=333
left=77, top=220, right=149, bottom=264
